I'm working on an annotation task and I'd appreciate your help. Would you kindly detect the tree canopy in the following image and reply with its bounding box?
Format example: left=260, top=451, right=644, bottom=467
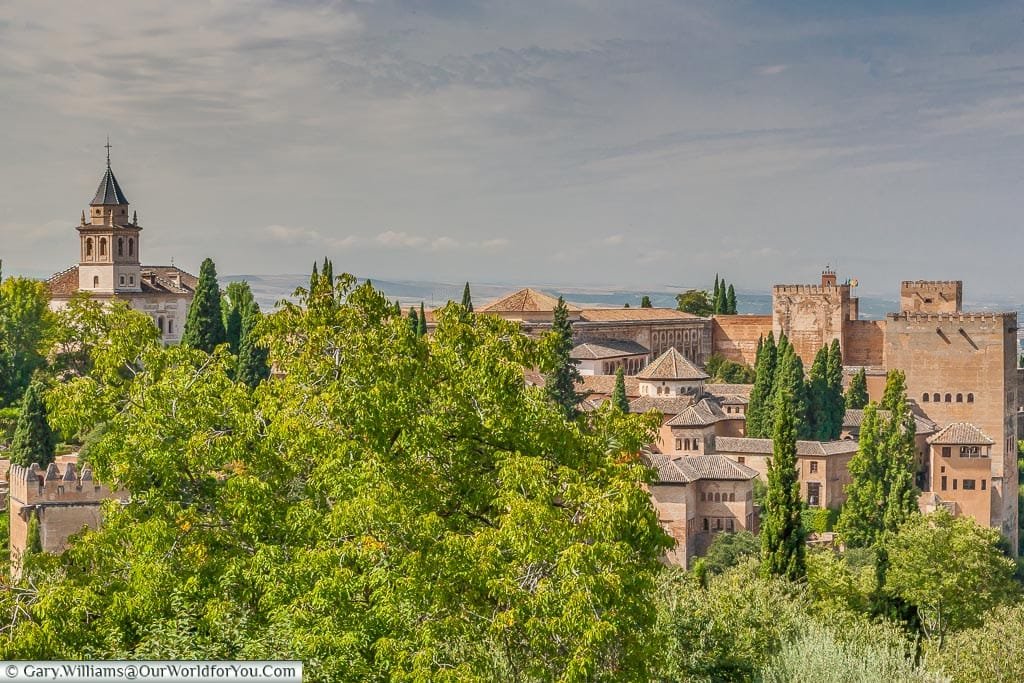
left=181, top=257, right=226, bottom=352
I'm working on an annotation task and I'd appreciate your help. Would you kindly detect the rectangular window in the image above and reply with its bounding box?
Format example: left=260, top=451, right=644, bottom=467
left=962, top=479, right=976, bottom=490
left=737, top=456, right=745, bottom=464
left=119, top=275, right=125, bottom=285
left=675, top=439, right=682, bottom=451
left=982, top=480, right=987, bottom=490
left=726, top=519, right=734, bottom=532
left=941, top=476, right=947, bottom=491
left=715, top=518, right=722, bottom=531
left=806, top=482, right=821, bottom=508
left=942, top=447, right=951, bottom=458
left=809, top=461, right=818, bottom=474
left=953, top=479, right=958, bottom=490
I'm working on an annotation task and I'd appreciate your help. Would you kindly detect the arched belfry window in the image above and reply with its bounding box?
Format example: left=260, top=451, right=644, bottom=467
left=85, top=238, right=93, bottom=257
left=99, top=238, right=107, bottom=257
left=92, top=276, right=99, bottom=288
left=128, top=238, right=134, bottom=256
left=118, top=238, right=124, bottom=257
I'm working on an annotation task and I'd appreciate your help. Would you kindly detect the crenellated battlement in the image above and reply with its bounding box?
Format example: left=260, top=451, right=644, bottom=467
left=900, top=280, right=962, bottom=314
left=887, top=311, right=1016, bottom=323
left=901, top=280, right=962, bottom=287
left=773, top=284, right=849, bottom=295
left=9, top=462, right=125, bottom=506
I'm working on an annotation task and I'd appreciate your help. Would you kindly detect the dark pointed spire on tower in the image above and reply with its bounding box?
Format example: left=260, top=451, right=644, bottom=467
left=91, top=139, right=129, bottom=206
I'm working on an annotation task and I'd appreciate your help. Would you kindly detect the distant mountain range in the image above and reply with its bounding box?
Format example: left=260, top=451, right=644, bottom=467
left=224, top=274, right=1024, bottom=323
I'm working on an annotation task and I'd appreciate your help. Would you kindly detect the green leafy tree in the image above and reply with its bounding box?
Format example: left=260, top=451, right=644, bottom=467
left=704, top=354, right=756, bottom=384
left=9, top=383, right=56, bottom=469
left=726, top=283, right=737, bottom=314
left=543, top=297, right=582, bottom=420
left=181, top=258, right=226, bottom=352
left=612, top=367, right=630, bottom=413
left=0, top=275, right=52, bottom=406
left=760, top=390, right=806, bottom=581
left=702, top=531, right=758, bottom=576
left=640, top=295, right=652, bottom=308
left=747, top=333, right=778, bottom=438
left=675, top=289, right=713, bottom=316
left=15, top=276, right=670, bottom=681
left=846, top=368, right=869, bottom=409
left=461, top=282, right=473, bottom=312
left=235, top=306, right=270, bottom=389
left=417, top=302, right=427, bottom=337
left=934, top=603, right=1024, bottom=681
left=836, top=403, right=887, bottom=548
left=886, top=509, right=1016, bottom=646
left=25, top=511, right=41, bottom=555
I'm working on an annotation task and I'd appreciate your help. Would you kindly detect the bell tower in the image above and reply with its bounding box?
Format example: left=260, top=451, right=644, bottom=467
left=77, top=140, right=142, bottom=294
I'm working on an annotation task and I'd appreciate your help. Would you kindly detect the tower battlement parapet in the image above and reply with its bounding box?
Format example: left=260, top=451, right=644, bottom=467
left=772, top=284, right=849, bottom=295
left=886, top=311, right=1016, bottom=323
left=901, top=280, right=963, bottom=287
left=8, top=462, right=125, bottom=506
left=900, top=280, right=963, bottom=314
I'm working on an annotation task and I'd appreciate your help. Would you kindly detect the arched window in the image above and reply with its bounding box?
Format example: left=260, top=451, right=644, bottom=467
left=713, top=492, right=720, bottom=502
left=933, top=393, right=940, bottom=403
left=956, top=393, right=963, bottom=403
left=967, top=393, right=974, bottom=403
left=86, top=238, right=93, bottom=257
left=118, top=238, right=124, bottom=257
left=128, top=238, right=134, bottom=256
left=922, top=393, right=930, bottom=402
left=92, top=276, right=99, bottom=288
left=729, top=492, right=735, bottom=502
left=99, top=238, right=107, bottom=257
left=945, top=393, right=952, bottom=403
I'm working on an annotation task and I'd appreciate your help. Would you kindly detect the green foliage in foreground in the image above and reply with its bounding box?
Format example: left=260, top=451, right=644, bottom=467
left=703, top=354, right=756, bottom=384
left=2, top=275, right=670, bottom=682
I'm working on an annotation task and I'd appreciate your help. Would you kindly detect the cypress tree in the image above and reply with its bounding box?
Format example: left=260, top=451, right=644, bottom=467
left=880, top=370, right=919, bottom=532
left=408, top=307, right=419, bottom=335
left=322, top=258, right=333, bottom=289
left=806, top=345, right=831, bottom=441
left=461, top=282, right=473, bottom=312
left=544, top=297, right=582, bottom=419
left=747, top=332, right=778, bottom=438
left=225, top=305, right=243, bottom=355
left=726, top=284, right=737, bottom=314
left=760, top=389, right=806, bottom=581
left=771, top=338, right=810, bottom=439
left=9, top=383, right=56, bottom=469
left=825, top=339, right=846, bottom=440
left=846, top=367, right=869, bottom=409
left=713, top=274, right=720, bottom=313
left=181, top=258, right=227, bottom=352
left=309, top=261, right=318, bottom=297
left=418, top=303, right=427, bottom=337
left=611, top=367, right=630, bottom=413
left=393, top=300, right=402, bottom=317
left=640, top=295, right=652, bottom=308
left=836, top=403, right=887, bottom=548
left=236, top=308, right=270, bottom=389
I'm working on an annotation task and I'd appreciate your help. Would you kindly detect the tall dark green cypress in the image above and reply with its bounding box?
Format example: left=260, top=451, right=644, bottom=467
left=418, top=302, right=427, bottom=337
left=747, top=332, right=778, bottom=438
left=461, top=282, right=473, bottom=312
left=640, top=295, right=652, bottom=308
left=408, top=307, right=419, bottom=335
left=846, top=367, right=869, bottom=409
left=236, top=308, right=270, bottom=389
left=308, top=262, right=318, bottom=298
left=772, top=338, right=810, bottom=439
left=224, top=305, right=243, bottom=355
left=181, top=258, right=227, bottom=352
left=726, top=284, right=737, bottom=314
left=806, top=345, right=831, bottom=441
left=760, top=388, right=806, bottom=581
left=712, top=274, right=720, bottom=313
left=9, top=382, right=56, bottom=469
left=824, top=339, right=845, bottom=440
left=322, top=258, right=333, bottom=289
left=393, top=300, right=402, bottom=317
left=611, top=367, right=629, bottom=413
left=544, top=297, right=581, bottom=419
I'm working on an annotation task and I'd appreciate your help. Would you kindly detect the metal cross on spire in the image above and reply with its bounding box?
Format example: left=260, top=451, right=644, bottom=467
left=105, top=137, right=112, bottom=167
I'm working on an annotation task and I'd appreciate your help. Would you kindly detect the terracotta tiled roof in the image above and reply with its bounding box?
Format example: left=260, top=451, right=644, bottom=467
left=46, top=265, right=197, bottom=299
left=570, top=339, right=649, bottom=360
left=644, top=452, right=759, bottom=484
left=713, top=437, right=859, bottom=457
left=665, top=398, right=730, bottom=427
left=578, top=374, right=640, bottom=397
left=46, top=266, right=81, bottom=297
left=636, top=347, right=709, bottom=381
left=627, top=395, right=695, bottom=416
left=843, top=409, right=937, bottom=436
left=705, top=383, right=753, bottom=400
left=478, top=288, right=581, bottom=313
left=927, top=422, right=994, bottom=445
left=578, top=308, right=699, bottom=322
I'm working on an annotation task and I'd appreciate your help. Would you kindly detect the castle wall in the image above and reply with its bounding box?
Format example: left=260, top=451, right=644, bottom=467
left=844, top=320, right=885, bottom=367
left=710, top=315, right=772, bottom=366
left=772, top=284, right=852, bottom=368
left=574, top=320, right=712, bottom=365
left=884, top=312, right=1019, bottom=551
left=900, top=281, right=962, bottom=314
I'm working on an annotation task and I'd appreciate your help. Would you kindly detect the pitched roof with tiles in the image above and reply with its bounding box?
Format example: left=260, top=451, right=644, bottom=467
left=478, top=288, right=581, bottom=313
left=578, top=374, right=640, bottom=397
left=705, top=383, right=753, bottom=400
left=644, top=452, right=759, bottom=484
left=91, top=164, right=130, bottom=206
left=578, top=308, right=699, bottom=322
left=636, top=347, right=709, bottom=381
left=570, top=339, right=649, bottom=360
left=713, top=436, right=859, bottom=457
left=665, top=398, right=730, bottom=427
left=627, top=395, right=695, bottom=416
left=927, top=422, right=995, bottom=445
left=46, top=265, right=197, bottom=299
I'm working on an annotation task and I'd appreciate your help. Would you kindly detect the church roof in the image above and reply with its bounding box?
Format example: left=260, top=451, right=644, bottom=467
left=636, top=347, right=709, bottom=381
left=91, top=165, right=130, bottom=206
left=46, top=265, right=197, bottom=299
left=478, top=288, right=581, bottom=313
left=927, top=422, right=994, bottom=446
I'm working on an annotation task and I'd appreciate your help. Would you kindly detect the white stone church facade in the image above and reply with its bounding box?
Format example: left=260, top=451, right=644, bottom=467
left=46, top=153, right=196, bottom=342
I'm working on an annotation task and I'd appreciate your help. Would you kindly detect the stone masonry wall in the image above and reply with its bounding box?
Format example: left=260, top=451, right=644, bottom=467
left=710, top=315, right=772, bottom=366
left=844, top=320, right=885, bottom=367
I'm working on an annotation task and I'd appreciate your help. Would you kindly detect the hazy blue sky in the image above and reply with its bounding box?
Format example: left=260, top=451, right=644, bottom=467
left=2, top=0, right=1022, bottom=297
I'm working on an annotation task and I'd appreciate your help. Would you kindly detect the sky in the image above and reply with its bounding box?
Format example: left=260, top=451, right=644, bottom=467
left=1, top=0, right=1023, bottom=298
